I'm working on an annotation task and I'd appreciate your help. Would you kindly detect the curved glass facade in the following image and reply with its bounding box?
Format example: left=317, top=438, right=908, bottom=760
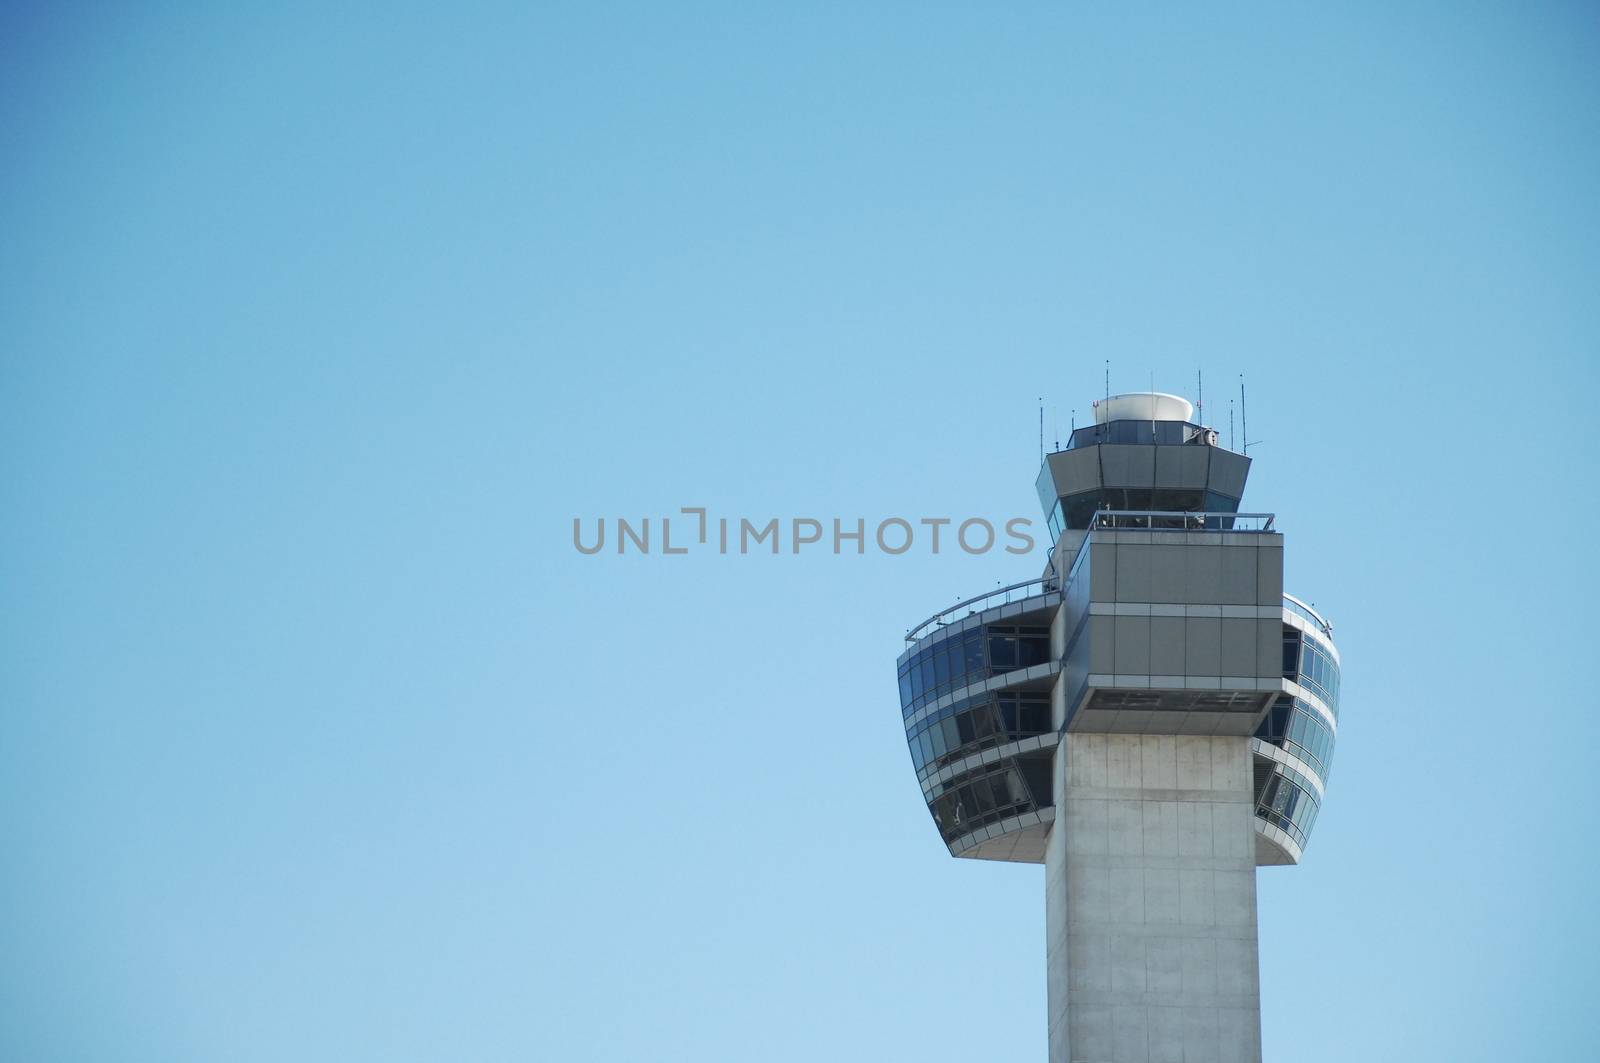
left=897, top=623, right=1050, bottom=718
left=1284, top=629, right=1340, bottom=717
left=1255, top=697, right=1336, bottom=781
left=908, top=690, right=1051, bottom=778
left=928, top=754, right=1053, bottom=843
left=1254, top=760, right=1321, bottom=850
left=900, top=619, right=1058, bottom=846
left=1252, top=616, right=1342, bottom=857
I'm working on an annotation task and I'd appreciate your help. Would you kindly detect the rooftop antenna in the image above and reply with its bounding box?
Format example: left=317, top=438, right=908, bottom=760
left=1052, top=407, right=1060, bottom=451
left=1103, top=360, right=1110, bottom=439
left=1038, top=397, right=1044, bottom=463
left=1240, top=375, right=1254, bottom=454
left=1229, top=398, right=1235, bottom=450
left=1197, top=369, right=1204, bottom=425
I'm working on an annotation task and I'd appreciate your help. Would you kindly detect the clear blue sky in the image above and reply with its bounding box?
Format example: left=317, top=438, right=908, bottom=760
left=4, top=4, right=1597, bottom=1061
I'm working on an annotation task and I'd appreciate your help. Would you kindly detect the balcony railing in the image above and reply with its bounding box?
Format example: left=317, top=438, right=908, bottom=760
left=1088, top=510, right=1276, bottom=532
left=1283, top=593, right=1334, bottom=638
left=904, top=576, right=1059, bottom=643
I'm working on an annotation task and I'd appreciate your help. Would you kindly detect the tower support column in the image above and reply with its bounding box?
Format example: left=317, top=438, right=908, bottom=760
left=1046, top=733, right=1262, bottom=1063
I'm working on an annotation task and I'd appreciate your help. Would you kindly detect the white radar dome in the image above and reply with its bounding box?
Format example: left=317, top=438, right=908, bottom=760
left=1093, top=392, right=1195, bottom=425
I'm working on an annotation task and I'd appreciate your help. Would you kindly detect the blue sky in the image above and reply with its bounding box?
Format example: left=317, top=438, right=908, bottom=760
left=4, top=4, right=1597, bottom=1060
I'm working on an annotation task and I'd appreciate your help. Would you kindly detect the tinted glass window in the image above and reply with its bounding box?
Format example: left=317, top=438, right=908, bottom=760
left=1021, top=703, right=1049, bottom=733
left=989, top=634, right=1016, bottom=668
left=1019, top=633, right=1049, bottom=667
left=963, top=630, right=984, bottom=675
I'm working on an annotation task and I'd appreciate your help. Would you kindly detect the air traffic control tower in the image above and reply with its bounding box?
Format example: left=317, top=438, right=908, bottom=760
left=894, top=392, right=1340, bottom=1063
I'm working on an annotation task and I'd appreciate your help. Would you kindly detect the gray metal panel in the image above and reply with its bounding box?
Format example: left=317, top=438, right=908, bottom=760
left=1110, top=710, right=1153, bottom=733
left=1148, top=543, right=1187, bottom=604
left=1207, top=450, right=1251, bottom=498
left=1059, top=575, right=1089, bottom=653
left=1179, top=444, right=1211, bottom=488
left=1213, top=714, right=1260, bottom=736
left=1150, top=616, right=1186, bottom=675
left=1255, top=540, right=1284, bottom=605
left=1035, top=462, right=1058, bottom=517
left=1090, top=542, right=1117, bottom=600
left=1255, top=618, right=1282, bottom=678
left=1044, top=446, right=1103, bottom=500
left=1088, top=615, right=1116, bottom=674
left=1115, top=544, right=1154, bottom=602
left=1220, top=619, right=1257, bottom=677
left=1219, top=545, right=1259, bottom=606
left=1184, top=541, right=1224, bottom=605
left=1148, top=710, right=1189, bottom=733
left=1113, top=615, right=1152, bottom=674
left=1153, top=445, right=1184, bottom=488
left=1184, top=616, right=1222, bottom=675
left=1151, top=442, right=1213, bottom=490
left=1075, top=708, right=1120, bottom=731
left=1061, top=643, right=1089, bottom=729
left=1100, top=444, right=1156, bottom=488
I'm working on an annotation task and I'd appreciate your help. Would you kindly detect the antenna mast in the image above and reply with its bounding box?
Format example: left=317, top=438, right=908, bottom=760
left=1240, top=375, right=1250, bottom=454
left=1039, top=397, right=1044, bottom=462
left=1104, top=361, right=1110, bottom=440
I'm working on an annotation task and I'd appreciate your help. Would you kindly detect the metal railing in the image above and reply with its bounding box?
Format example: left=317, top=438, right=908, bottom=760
left=904, top=576, right=1059, bottom=643
left=1089, top=510, right=1276, bottom=532
left=1283, top=593, right=1334, bottom=638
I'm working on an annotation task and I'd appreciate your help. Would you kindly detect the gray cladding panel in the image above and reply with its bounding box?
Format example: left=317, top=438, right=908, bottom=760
left=1254, top=618, right=1281, bottom=677
left=1219, top=619, right=1258, bottom=677
left=1088, top=615, right=1116, bottom=675
left=1148, top=544, right=1187, bottom=604
left=1044, top=447, right=1103, bottom=499
left=1090, top=542, right=1117, bottom=600
left=1219, top=545, right=1259, bottom=605
left=1113, top=615, right=1151, bottom=674
left=1035, top=462, right=1058, bottom=517
left=1255, top=543, right=1283, bottom=605
left=1185, top=617, right=1222, bottom=675
left=1099, top=444, right=1156, bottom=488
left=1042, top=443, right=1252, bottom=522
left=1153, top=446, right=1184, bottom=488
left=1185, top=542, right=1224, bottom=605
left=1150, top=616, right=1187, bottom=674
left=1153, top=443, right=1213, bottom=490
left=1208, top=450, right=1251, bottom=498
left=1115, top=544, right=1155, bottom=602
left=1068, top=533, right=1287, bottom=697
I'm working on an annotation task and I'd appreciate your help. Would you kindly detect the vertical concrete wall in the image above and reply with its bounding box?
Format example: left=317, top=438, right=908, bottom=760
left=1046, top=734, right=1261, bottom=1063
